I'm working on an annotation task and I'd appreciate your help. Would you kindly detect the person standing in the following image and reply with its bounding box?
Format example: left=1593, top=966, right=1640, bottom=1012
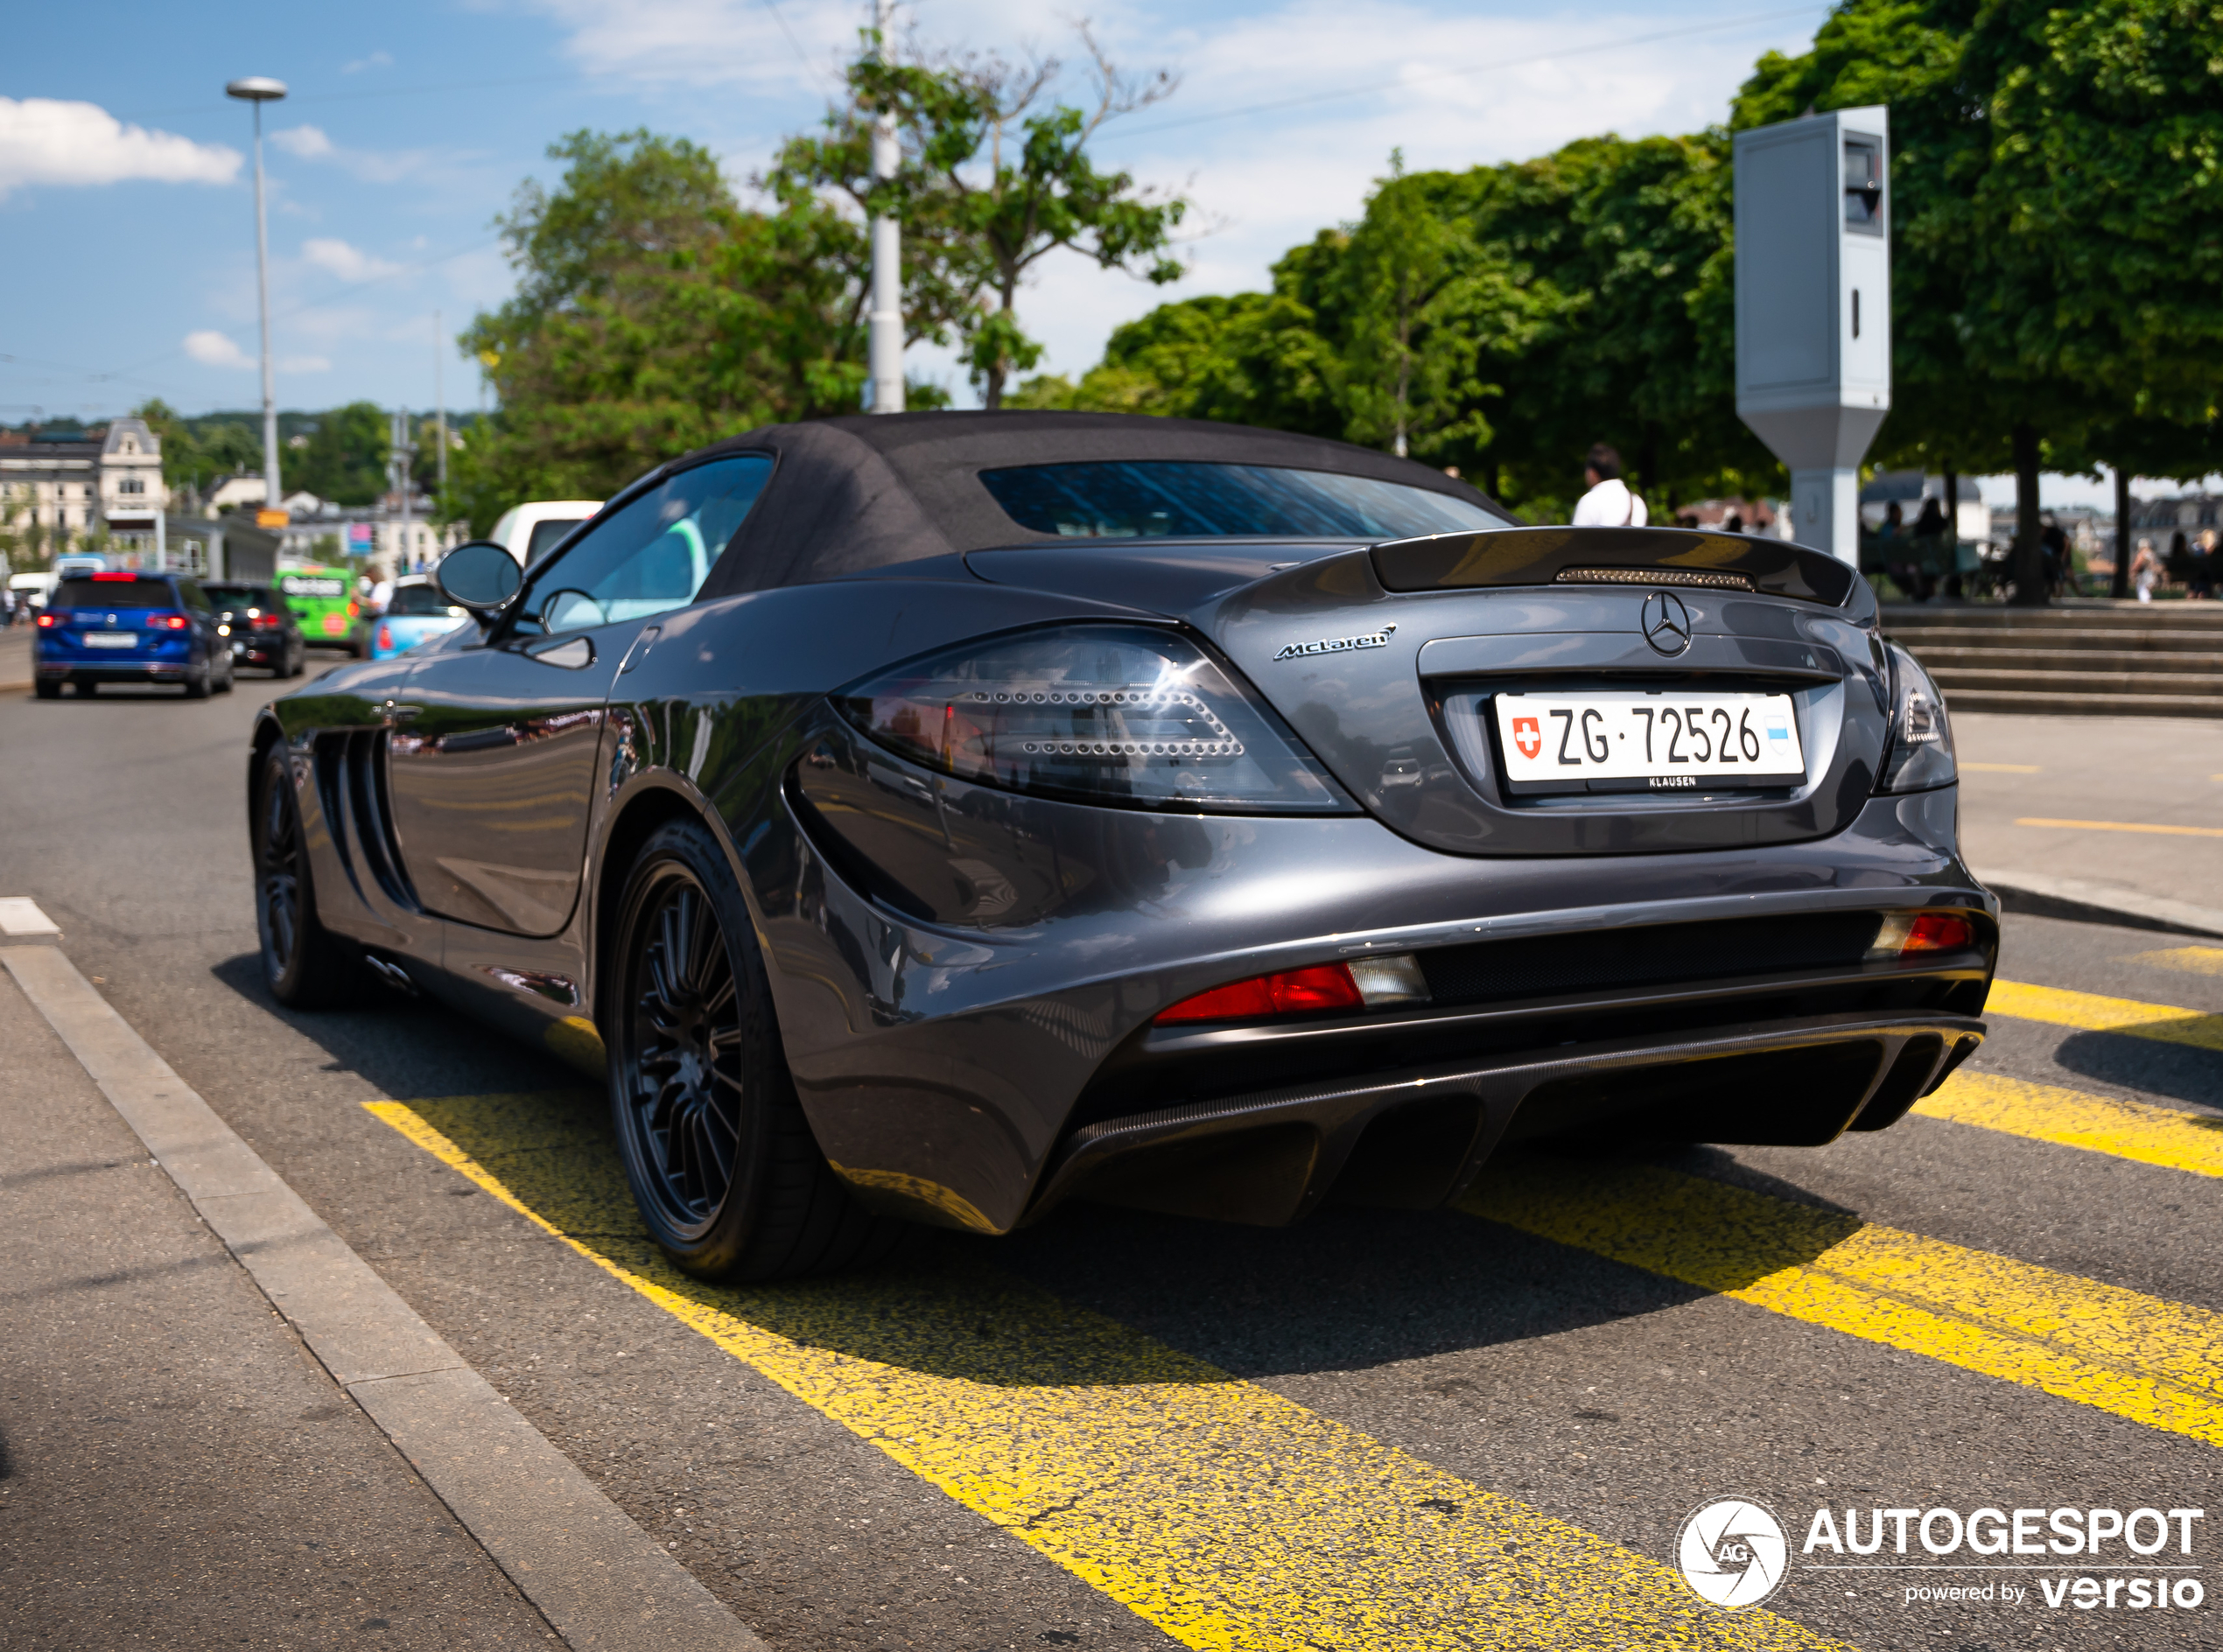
left=1571, top=444, right=1647, bottom=527
left=2132, top=536, right=2163, bottom=602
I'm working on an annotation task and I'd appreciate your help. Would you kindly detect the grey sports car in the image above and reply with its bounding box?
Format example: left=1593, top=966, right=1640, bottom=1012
left=249, top=412, right=1993, bottom=1279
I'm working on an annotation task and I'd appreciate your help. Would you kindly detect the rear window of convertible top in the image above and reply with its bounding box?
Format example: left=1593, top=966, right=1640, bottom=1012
left=978, top=460, right=1501, bottom=540
left=55, top=577, right=176, bottom=609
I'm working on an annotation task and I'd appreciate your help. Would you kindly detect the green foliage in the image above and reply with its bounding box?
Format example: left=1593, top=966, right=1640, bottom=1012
left=452, top=130, right=894, bottom=533
left=1736, top=0, right=2223, bottom=598
left=287, top=402, right=392, bottom=506
left=823, top=28, right=1189, bottom=407
left=131, top=399, right=260, bottom=492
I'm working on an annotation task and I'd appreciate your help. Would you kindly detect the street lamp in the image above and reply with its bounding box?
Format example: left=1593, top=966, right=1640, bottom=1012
left=226, top=75, right=287, bottom=513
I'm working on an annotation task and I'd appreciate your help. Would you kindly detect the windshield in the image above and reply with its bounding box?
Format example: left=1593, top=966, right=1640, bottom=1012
left=386, top=584, right=461, bottom=617
left=979, top=460, right=1503, bottom=541
left=56, top=577, right=176, bottom=609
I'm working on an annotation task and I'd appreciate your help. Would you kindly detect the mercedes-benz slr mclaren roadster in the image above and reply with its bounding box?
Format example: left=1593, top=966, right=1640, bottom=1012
left=249, top=413, right=1993, bottom=1279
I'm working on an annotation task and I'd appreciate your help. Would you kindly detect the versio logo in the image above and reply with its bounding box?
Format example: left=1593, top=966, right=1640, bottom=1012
left=1678, top=1498, right=1790, bottom=1610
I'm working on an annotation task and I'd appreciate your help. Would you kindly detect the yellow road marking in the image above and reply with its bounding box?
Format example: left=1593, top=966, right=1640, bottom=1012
left=1988, top=979, right=2223, bottom=1053
left=1960, top=762, right=2042, bottom=774
left=368, top=1092, right=1843, bottom=1652
left=2127, top=945, right=2223, bottom=979
left=1914, top=1069, right=2223, bottom=1179
left=2014, top=816, right=2223, bottom=838
left=1464, top=1158, right=2223, bottom=1449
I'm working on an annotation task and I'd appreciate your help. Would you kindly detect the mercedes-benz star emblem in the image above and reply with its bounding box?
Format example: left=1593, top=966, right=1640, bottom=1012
left=1641, top=590, right=1694, bottom=656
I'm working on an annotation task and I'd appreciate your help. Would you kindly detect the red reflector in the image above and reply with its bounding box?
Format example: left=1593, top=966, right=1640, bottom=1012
left=1901, top=913, right=1974, bottom=953
left=1154, top=962, right=1364, bottom=1025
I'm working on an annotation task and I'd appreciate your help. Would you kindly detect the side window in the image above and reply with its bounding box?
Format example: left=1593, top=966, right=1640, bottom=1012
left=527, top=455, right=772, bottom=635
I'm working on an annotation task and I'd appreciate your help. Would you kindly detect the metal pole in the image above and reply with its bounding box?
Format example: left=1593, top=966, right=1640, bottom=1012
left=253, top=104, right=279, bottom=504
left=866, top=0, right=904, bottom=414
left=227, top=79, right=287, bottom=508
left=434, top=311, right=447, bottom=500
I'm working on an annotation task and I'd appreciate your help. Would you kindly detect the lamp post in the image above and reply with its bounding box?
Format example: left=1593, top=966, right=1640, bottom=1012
left=225, top=76, right=287, bottom=512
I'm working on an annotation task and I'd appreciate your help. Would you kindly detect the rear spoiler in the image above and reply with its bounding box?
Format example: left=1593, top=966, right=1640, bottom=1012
left=1371, top=526, right=1857, bottom=606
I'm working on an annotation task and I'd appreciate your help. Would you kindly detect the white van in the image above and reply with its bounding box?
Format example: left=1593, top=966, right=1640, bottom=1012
left=489, top=500, right=603, bottom=568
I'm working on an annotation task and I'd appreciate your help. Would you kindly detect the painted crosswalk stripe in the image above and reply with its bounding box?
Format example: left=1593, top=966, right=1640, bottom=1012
left=1464, top=1157, right=2223, bottom=1449
left=1914, top=1069, right=2223, bottom=1179
left=368, top=1091, right=1846, bottom=1652
left=1988, top=978, right=2223, bottom=1053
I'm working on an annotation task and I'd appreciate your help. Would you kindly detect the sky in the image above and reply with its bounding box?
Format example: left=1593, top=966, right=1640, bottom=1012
left=0, top=0, right=2160, bottom=509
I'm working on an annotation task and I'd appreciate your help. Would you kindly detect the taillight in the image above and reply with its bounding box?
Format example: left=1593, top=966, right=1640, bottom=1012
left=834, top=624, right=1350, bottom=814
left=36, top=612, right=56, bottom=628
left=250, top=614, right=282, bottom=631
left=347, top=600, right=361, bottom=619
left=1869, top=912, right=1976, bottom=957
left=149, top=613, right=190, bottom=630
left=376, top=625, right=394, bottom=651
left=1154, top=953, right=1431, bottom=1025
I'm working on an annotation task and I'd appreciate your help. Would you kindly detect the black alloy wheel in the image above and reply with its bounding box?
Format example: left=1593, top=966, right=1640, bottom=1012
left=253, top=747, right=360, bottom=1007
left=608, top=819, right=901, bottom=1281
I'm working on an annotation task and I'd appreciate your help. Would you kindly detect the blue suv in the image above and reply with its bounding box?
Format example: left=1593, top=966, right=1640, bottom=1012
left=35, top=570, right=237, bottom=699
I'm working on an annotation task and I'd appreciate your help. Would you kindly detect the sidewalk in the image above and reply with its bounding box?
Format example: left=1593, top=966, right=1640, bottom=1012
left=1953, top=710, right=2223, bottom=936
left=0, top=625, right=29, bottom=691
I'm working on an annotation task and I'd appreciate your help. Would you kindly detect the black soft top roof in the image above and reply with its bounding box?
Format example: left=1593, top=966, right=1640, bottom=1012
left=683, top=411, right=1510, bottom=598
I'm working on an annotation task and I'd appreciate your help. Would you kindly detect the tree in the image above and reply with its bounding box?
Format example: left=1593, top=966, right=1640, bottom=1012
left=1736, top=0, right=2223, bottom=603
left=287, top=402, right=390, bottom=506
left=454, top=130, right=911, bottom=530
left=131, top=399, right=259, bottom=497
left=1010, top=290, right=1347, bottom=434
left=835, top=25, right=1189, bottom=408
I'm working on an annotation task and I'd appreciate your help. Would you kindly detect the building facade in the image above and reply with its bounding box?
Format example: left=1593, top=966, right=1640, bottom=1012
left=0, top=418, right=170, bottom=546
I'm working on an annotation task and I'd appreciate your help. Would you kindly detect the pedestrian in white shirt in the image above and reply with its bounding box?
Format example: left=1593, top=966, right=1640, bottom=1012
left=1570, top=444, right=1648, bottom=527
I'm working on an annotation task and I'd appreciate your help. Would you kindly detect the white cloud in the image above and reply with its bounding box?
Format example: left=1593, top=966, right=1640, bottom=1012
left=185, top=330, right=254, bottom=368
left=271, top=124, right=335, bottom=159
left=343, top=50, right=395, bottom=74
left=302, top=236, right=403, bottom=282
left=0, top=98, right=239, bottom=200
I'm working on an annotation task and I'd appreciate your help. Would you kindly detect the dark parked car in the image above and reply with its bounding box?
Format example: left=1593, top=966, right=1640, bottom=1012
left=205, top=582, right=307, bottom=678
left=248, top=413, right=1993, bottom=1281
left=37, top=570, right=236, bottom=699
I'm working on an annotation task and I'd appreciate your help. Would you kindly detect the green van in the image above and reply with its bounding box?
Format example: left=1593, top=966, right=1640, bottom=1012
left=276, top=564, right=367, bottom=656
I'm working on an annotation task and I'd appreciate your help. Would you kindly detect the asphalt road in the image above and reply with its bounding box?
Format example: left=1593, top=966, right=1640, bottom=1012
left=2, top=663, right=2218, bottom=1651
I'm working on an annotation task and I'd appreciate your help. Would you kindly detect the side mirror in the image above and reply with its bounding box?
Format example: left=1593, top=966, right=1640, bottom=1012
left=434, top=541, right=522, bottom=617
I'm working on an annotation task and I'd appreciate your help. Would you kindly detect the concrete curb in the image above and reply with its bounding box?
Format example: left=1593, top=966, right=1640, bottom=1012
left=1974, top=867, right=2223, bottom=941
left=0, top=944, right=765, bottom=1652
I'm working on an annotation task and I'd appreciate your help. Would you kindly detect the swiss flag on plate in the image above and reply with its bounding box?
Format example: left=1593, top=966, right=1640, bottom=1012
left=1511, top=716, right=1542, bottom=760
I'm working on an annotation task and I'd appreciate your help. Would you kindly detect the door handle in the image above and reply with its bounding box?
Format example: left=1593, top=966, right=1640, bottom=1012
left=618, top=625, right=662, bottom=675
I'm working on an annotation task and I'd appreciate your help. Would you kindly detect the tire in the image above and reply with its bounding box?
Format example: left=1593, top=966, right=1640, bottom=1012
left=253, top=746, right=362, bottom=1007
left=34, top=679, right=60, bottom=701
left=73, top=680, right=97, bottom=697
left=607, top=818, right=904, bottom=1282
left=183, top=661, right=211, bottom=700
left=214, top=656, right=235, bottom=695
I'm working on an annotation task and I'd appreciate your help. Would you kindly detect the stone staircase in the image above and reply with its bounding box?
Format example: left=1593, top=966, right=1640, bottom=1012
left=1882, top=600, right=2223, bottom=718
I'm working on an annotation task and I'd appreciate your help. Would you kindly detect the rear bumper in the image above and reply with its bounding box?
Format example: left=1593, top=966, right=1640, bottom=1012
left=1027, top=1010, right=1982, bottom=1228
left=37, top=658, right=193, bottom=682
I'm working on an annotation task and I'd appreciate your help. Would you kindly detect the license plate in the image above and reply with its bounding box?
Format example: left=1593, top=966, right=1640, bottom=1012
left=82, top=633, right=137, bottom=649
left=1493, top=691, right=1806, bottom=794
